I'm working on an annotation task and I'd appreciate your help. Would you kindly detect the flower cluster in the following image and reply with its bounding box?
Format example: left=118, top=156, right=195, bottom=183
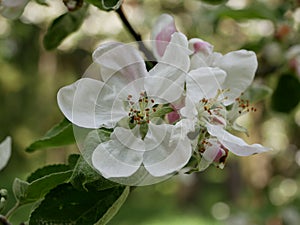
left=57, top=14, right=270, bottom=185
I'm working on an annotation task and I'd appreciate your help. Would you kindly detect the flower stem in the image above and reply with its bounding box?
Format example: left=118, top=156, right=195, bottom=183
left=4, top=201, right=20, bottom=220
left=116, top=6, right=156, bottom=68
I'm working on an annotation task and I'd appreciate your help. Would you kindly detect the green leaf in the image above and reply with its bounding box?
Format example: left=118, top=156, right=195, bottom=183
left=84, top=0, right=122, bottom=11
left=13, top=170, right=72, bottom=205
left=200, top=0, right=228, bottom=5
left=0, top=136, right=11, bottom=171
left=242, top=83, right=273, bottom=103
left=29, top=183, right=129, bottom=225
left=26, top=119, right=75, bottom=152
left=214, top=3, right=278, bottom=22
left=271, top=74, right=300, bottom=113
left=70, top=157, right=119, bottom=192
left=43, top=7, right=86, bottom=50
left=70, top=129, right=118, bottom=191
left=12, top=178, right=29, bottom=203
left=27, top=164, right=70, bottom=183
left=27, top=155, right=79, bottom=183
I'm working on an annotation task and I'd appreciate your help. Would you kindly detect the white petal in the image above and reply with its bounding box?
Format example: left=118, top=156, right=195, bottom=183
left=92, top=127, right=145, bottom=178
left=0, top=136, right=11, bottom=171
left=180, top=97, right=198, bottom=119
left=107, top=166, right=172, bottom=186
left=92, top=42, right=149, bottom=89
left=186, top=67, right=226, bottom=102
left=151, top=14, right=177, bottom=59
left=57, top=78, right=125, bottom=129
left=144, top=76, right=184, bottom=104
left=206, top=124, right=271, bottom=156
left=143, top=123, right=192, bottom=176
left=214, top=50, right=258, bottom=105
left=150, top=32, right=191, bottom=82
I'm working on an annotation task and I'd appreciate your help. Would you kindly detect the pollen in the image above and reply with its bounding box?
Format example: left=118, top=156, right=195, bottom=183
left=235, top=97, right=257, bottom=114
left=127, top=91, right=157, bottom=125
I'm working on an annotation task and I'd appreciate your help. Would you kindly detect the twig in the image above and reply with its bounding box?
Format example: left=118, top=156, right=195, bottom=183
left=116, top=6, right=156, bottom=68
left=0, top=215, right=11, bottom=225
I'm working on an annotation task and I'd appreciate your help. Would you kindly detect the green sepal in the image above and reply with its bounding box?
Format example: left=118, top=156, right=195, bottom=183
left=149, top=105, right=173, bottom=119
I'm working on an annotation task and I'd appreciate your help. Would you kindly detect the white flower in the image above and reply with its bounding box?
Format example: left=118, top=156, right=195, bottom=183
left=0, top=0, right=29, bottom=19
left=152, top=14, right=271, bottom=170
left=57, top=37, right=192, bottom=184
left=152, top=14, right=258, bottom=105
left=0, top=136, right=11, bottom=171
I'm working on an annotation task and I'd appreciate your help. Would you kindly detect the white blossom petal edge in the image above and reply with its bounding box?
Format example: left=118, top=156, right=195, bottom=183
left=0, top=136, right=12, bottom=171
left=206, top=123, right=271, bottom=156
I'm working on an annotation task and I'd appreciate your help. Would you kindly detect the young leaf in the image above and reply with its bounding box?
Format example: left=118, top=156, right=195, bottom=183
left=84, top=0, right=122, bottom=11
left=13, top=170, right=72, bottom=205
left=43, top=7, right=86, bottom=50
left=26, top=119, right=75, bottom=152
left=29, top=183, right=129, bottom=225
left=0, top=136, right=11, bottom=171
left=12, top=178, right=29, bottom=203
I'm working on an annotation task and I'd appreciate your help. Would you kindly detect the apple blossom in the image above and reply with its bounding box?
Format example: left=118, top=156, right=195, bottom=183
left=57, top=35, right=193, bottom=185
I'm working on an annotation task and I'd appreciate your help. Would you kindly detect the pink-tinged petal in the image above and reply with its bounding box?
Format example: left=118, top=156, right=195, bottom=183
left=167, top=97, right=185, bottom=123
left=57, top=78, right=125, bottom=129
left=92, top=42, right=149, bottom=90
left=150, top=32, right=191, bottom=78
left=206, top=124, right=271, bottom=156
left=143, top=123, right=192, bottom=177
left=148, top=33, right=191, bottom=101
left=186, top=67, right=226, bottom=102
left=189, top=38, right=213, bottom=55
left=214, top=50, right=258, bottom=105
left=0, top=136, right=11, bottom=171
left=189, top=39, right=215, bottom=69
left=92, top=126, right=145, bottom=178
left=151, top=14, right=177, bottom=58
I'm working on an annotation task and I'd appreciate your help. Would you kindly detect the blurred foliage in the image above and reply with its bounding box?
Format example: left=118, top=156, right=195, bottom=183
left=0, top=0, right=300, bottom=224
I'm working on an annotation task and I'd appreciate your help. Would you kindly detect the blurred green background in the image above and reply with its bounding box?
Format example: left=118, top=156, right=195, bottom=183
left=1, top=0, right=300, bottom=224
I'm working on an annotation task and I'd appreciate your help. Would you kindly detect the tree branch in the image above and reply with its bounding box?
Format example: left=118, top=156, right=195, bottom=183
left=116, top=6, right=156, bottom=68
